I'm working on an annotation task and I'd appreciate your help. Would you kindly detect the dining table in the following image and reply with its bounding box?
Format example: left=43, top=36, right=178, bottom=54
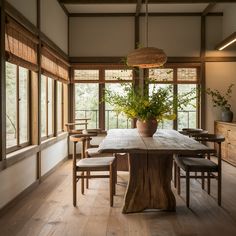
left=97, top=129, right=214, bottom=214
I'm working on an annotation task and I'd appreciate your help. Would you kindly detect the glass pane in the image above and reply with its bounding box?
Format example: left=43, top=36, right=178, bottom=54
left=57, top=81, right=62, bottom=132
left=105, top=69, right=133, bottom=81
left=19, top=67, right=29, bottom=144
left=149, top=84, right=174, bottom=130
left=105, top=83, right=132, bottom=130
left=177, top=84, right=197, bottom=130
left=75, top=84, right=99, bottom=129
left=41, top=75, right=47, bottom=137
left=48, top=78, right=53, bottom=136
left=74, top=70, right=99, bottom=81
left=149, top=68, right=173, bottom=82
left=177, top=68, right=197, bottom=81
left=6, top=62, right=17, bottom=148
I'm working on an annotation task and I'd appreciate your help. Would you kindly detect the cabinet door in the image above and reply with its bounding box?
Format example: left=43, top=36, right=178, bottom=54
left=227, top=141, right=236, bottom=166
left=227, top=126, right=236, bottom=142
left=215, top=123, right=228, bottom=161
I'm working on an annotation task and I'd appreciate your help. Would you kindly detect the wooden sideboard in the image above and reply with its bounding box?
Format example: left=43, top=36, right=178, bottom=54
left=215, top=121, right=236, bottom=166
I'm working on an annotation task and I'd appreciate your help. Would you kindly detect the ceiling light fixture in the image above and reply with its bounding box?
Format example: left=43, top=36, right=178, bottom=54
left=127, top=0, right=167, bottom=68
left=215, top=32, right=236, bottom=51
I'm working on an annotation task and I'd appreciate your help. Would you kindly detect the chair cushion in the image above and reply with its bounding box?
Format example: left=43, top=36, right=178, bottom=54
left=77, top=157, right=115, bottom=168
left=86, top=148, right=112, bottom=157
left=174, top=156, right=218, bottom=172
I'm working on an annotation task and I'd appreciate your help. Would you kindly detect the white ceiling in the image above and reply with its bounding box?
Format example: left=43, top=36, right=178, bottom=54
left=64, top=3, right=228, bottom=14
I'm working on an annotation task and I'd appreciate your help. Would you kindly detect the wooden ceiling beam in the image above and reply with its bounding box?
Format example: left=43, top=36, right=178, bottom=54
left=60, top=0, right=236, bottom=4
left=136, top=0, right=142, bottom=17
left=202, top=2, right=216, bottom=16
left=57, top=0, right=69, bottom=16
left=69, top=12, right=223, bottom=17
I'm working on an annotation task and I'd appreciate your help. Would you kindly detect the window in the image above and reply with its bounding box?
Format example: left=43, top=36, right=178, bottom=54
left=74, top=66, right=199, bottom=131
left=57, top=81, right=64, bottom=133
left=105, top=69, right=132, bottom=129
left=149, top=67, right=199, bottom=130
left=6, top=62, right=30, bottom=151
left=74, top=68, right=133, bottom=130
left=41, top=75, right=54, bottom=139
left=75, top=70, right=99, bottom=129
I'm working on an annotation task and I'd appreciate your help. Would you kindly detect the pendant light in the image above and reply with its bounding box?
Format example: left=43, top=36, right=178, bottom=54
left=127, top=0, right=167, bottom=68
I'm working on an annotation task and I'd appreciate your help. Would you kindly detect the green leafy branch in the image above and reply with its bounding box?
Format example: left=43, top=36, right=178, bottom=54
left=206, top=84, right=234, bottom=109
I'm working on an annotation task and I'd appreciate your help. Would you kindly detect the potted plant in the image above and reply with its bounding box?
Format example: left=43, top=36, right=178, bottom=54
left=206, top=84, right=234, bottom=122
left=105, top=79, right=195, bottom=137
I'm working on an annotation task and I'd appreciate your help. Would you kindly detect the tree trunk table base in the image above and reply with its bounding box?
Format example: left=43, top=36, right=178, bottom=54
left=122, top=153, right=176, bottom=214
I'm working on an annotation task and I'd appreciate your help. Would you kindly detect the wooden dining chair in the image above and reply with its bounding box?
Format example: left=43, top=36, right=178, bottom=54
left=174, top=134, right=225, bottom=208
left=70, top=135, right=117, bottom=207
left=173, top=129, right=208, bottom=188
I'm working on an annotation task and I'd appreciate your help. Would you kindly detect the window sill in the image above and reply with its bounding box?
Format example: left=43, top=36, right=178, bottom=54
left=0, top=145, right=39, bottom=171
left=40, top=132, right=68, bottom=150
left=0, top=132, right=68, bottom=172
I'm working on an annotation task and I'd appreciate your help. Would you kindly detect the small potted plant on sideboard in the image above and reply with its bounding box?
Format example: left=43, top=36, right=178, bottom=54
left=206, top=84, right=234, bottom=122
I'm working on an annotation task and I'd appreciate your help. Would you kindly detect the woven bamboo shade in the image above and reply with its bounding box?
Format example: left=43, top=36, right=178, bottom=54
left=5, top=16, right=38, bottom=71
left=127, top=47, right=167, bottom=68
left=41, top=47, right=69, bottom=83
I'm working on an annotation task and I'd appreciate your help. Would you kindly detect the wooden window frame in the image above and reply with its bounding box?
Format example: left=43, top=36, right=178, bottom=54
left=41, top=76, right=54, bottom=141
left=72, top=65, right=134, bottom=130
left=72, top=63, right=201, bottom=132
left=147, top=64, right=201, bottom=130
left=6, top=63, right=30, bottom=154
left=57, top=81, right=64, bottom=134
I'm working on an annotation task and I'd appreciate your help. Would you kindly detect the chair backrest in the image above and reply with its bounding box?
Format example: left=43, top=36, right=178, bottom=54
left=193, top=133, right=225, bottom=167
left=181, top=128, right=208, bottom=137
left=192, top=133, right=225, bottom=143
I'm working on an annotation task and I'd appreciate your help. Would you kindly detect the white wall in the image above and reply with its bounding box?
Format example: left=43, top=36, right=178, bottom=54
left=7, top=0, right=37, bottom=25
left=69, top=17, right=134, bottom=57
left=205, top=62, right=236, bottom=133
left=0, top=155, right=37, bottom=209
left=41, top=138, right=68, bottom=176
left=41, top=0, right=68, bottom=53
left=140, top=16, right=201, bottom=57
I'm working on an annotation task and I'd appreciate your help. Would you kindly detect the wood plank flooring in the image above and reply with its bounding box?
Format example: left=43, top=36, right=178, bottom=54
left=1, top=159, right=236, bottom=236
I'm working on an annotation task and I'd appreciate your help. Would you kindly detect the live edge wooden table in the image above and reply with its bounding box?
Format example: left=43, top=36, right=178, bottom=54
left=97, top=129, right=214, bottom=214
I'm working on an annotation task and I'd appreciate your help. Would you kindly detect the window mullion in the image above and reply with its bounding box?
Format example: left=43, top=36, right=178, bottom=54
left=46, top=77, right=48, bottom=137
left=173, top=68, right=178, bottom=131
left=16, top=66, right=20, bottom=146
left=99, top=69, right=105, bottom=130
left=61, top=84, right=64, bottom=131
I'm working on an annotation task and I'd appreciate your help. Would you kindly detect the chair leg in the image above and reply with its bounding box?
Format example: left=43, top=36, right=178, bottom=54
left=112, top=161, right=117, bottom=195
left=186, top=171, right=190, bottom=208
left=115, top=158, right=117, bottom=184
left=207, top=172, right=211, bottom=194
left=173, top=161, right=177, bottom=188
left=218, top=172, right=222, bottom=206
left=81, top=172, right=84, bottom=194
left=109, top=163, right=114, bottom=207
left=177, top=166, right=181, bottom=195
left=73, top=174, right=77, bottom=206
left=201, top=172, right=205, bottom=190
left=86, top=171, right=90, bottom=189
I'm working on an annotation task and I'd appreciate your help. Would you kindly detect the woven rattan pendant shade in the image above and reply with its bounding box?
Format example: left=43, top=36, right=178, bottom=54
left=127, top=47, right=167, bottom=68
left=127, top=0, right=167, bottom=68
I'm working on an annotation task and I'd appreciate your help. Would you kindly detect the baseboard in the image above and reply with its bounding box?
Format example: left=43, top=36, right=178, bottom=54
left=0, top=180, right=40, bottom=217
left=0, top=155, right=69, bottom=217
left=40, top=156, right=68, bottom=182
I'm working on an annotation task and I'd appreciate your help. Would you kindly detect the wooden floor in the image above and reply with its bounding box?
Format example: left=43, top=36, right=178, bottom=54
left=1, top=159, right=236, bottom=236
